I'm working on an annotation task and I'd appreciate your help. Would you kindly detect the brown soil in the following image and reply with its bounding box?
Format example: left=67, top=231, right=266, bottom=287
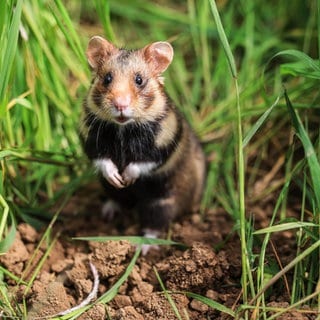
left=1, top=183, right=317, bottom=319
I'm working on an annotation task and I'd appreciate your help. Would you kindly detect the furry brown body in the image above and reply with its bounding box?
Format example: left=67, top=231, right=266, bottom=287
left=81, top=36, right=206, bottom=235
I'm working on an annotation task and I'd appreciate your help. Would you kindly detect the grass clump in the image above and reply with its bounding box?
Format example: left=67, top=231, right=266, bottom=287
left=0, top=0, right=320, bottom=319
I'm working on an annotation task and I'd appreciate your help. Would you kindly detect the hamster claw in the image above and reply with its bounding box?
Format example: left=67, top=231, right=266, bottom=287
left=95, top=159, right=125, bottom=189
left=107, top=172, right=125, bottom=189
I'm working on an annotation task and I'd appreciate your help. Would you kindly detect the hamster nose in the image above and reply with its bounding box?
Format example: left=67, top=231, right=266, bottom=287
left=113, top=95, right=131, bottom=111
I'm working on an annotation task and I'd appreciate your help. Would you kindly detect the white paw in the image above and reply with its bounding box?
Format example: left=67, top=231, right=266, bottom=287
left=101, top=200, right=121, bottom=221
left=122, top=162, right=157, bottom=186
left=94, top=159, right=125, bottom=189
left=122, top=163, right=140, bottom=186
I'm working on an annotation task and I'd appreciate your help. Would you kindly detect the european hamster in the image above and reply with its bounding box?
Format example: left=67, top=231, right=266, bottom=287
left=80, top=36, right=206, bottom=240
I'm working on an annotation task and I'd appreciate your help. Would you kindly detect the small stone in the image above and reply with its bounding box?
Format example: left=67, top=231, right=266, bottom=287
left=51, top=259, right=73, bottom=273
left=18, top=223, right=38, bottom=243
left=116, top=306, right=144, bottom=320
left=114, top=295, right=132, bottom=308
left=191, top=214, right=201, bottom=224
left=78, top=303, right=106, bottom=320
left=190, top=299, right=209, bottom=312
left=206, top=289, right=219, bottom=300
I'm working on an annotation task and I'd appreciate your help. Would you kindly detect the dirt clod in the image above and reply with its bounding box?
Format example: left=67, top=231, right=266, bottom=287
left=27, top=281, right=73, bottom=319
left=0, top=231, right=29, bottom=275
left=190, top=298, right=209, bottom=312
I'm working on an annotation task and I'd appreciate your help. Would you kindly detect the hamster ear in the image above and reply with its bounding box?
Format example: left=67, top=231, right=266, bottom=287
left=86, top=36, right=116, bottom=69
left=143, top=41, right=174, bottom=74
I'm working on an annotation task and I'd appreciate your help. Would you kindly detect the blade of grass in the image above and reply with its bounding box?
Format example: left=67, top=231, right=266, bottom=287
left=268, top=286, right=320, bottom=320
left=50, top=0, right=87, bottom=66
left=50, top=247, right=142, bottom=319
left=243, top=96, right=280, bottom=148
left=23, top=233, right=60, bottom=296
left=209, top=0, right=254, bottom=310
left=274, top=50, right=320, bottom=79
left=284, top=89, right=320, bottom=211
left=186, top=292, right=235, bottom=317
left=74, top=236, right=185, bottom=248
left=291, top=171, right=307, bottom=303
left=93, top=0, right=116, bottom=41
left=254, top=179, right=291, bottom=318
left=97, top=246, right=141, bottom=304
left=0, top=266, right=27, bottom=285
left=0, top=195, right=10, bottom=243
left=250, top=239, right=320, bottom=305
left=208, top=0, right=236, bottom=78
left=0, top=217, right=16, bottom=254
left=0, top=280, right=16, bottom=317
left=19, top=193, right=72, bottom=294
left=284, top=90, right=320, bottom=310
left=154, top=267, right=183, bottom=320
left=200, top=151, right=220, bottom=214
left=254, top=221, right=317, bottom=235
left=0, top=0, right=22, bottom=102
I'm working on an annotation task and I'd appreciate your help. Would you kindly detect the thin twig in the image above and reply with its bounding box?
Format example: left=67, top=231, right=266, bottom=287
left=34, top=261, right=100, bottom=319
left=57, top=261, right=100, bottom=316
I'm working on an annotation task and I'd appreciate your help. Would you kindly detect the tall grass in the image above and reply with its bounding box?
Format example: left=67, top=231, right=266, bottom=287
left=0, top=0, right=89, bottom=234
left=0, top=0, right=319, bottom=318
left=209, top=0, right=253, bottom=310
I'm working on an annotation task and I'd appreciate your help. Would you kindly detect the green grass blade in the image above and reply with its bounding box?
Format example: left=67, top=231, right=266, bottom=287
left=186, top=292, right=235, bottom=317
left=208, top=0, right=237, bottom=78
left=0, top=217, right=16, bottom=254
left=284, top=89, right=320, bottom=211
left=74, top=236, right=185, bottom=247
left=0, top=0, right=22, bottom=101
left=0, top=195, right=10, bottom=243
left=251, top=239, right=320, bottom=305
left=243, top=96, right=280, bottom=148
left=209, top=0, right=254, bottom=307
left=154, top=267, right=183, bottom=320
left=50, top=248, right=142, bottom=319
left=50, top=0, right=87, bottom=66
left=254, top=222, right=317, bottom=235
left=93, top=0, right=116, bottom=41
left=97, top=246, right=141, bottom=304
left=274, top=49, right=320, bottom=72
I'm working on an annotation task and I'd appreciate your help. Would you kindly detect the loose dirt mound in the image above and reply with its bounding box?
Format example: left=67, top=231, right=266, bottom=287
left=0, top=183, right=315, bottom=319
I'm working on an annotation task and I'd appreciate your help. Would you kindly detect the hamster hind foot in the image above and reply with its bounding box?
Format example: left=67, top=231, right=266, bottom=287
left=140, top=229, right=161, bottom=255
left=101, top=199, right=122, bottom=221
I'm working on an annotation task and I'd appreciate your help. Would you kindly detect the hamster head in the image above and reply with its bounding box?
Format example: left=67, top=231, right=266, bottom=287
left=86, top=36, right=174, bottom=125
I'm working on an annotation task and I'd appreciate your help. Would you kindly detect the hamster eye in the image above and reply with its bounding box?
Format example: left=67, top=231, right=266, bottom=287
left=103, top=72, right=113, bottom=86
left=135, top=74, right=143, bottom=86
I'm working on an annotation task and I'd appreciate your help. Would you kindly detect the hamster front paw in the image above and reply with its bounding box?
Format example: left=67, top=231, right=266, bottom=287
left=122, top=163, right=140, bottom=186
left=94, top=159, right=125, bottom=189
left=122, top=162, right=158, bottom=186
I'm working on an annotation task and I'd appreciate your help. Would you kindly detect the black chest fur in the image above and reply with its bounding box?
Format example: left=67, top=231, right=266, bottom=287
left=83, top=115, right=162, bottom=172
